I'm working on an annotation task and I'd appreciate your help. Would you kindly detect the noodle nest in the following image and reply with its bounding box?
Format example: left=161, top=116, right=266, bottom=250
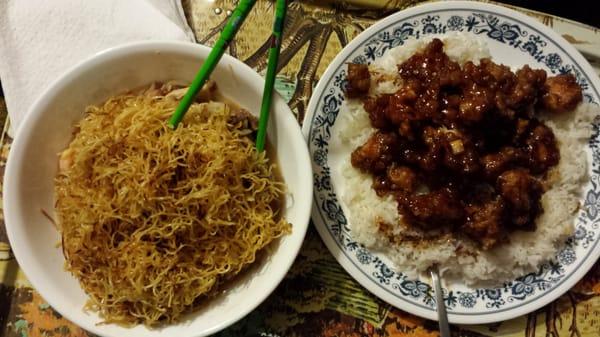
left=54, top=90, right=289, bottom=326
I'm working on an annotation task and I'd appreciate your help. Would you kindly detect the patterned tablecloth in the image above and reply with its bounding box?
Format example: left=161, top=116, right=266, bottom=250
left=0, top=1, right=599, bottom=336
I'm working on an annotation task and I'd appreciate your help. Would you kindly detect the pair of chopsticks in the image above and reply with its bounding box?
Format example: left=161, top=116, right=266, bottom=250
left=168, top=0, right=287, bottom=153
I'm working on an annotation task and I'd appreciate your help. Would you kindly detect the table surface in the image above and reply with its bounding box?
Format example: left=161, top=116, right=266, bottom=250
left=1, top=1, right=599, bottom=336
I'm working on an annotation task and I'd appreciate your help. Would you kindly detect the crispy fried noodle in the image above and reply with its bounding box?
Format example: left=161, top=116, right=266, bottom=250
left=54, top=85, right=289, bottom=326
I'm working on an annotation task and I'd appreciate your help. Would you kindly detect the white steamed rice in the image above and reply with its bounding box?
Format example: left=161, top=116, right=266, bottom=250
left=330, top=32, right=597, bottom=285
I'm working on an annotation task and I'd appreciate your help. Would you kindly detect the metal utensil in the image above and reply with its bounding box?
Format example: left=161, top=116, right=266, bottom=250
left=430, top=267, right=451, bottom=337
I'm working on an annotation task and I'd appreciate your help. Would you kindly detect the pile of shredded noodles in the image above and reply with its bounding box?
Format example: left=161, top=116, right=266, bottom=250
left=54, top=88, right=289, bottom=326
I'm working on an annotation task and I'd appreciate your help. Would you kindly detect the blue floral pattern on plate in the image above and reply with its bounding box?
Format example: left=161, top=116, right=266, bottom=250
left=305, top=4, right=600, bottom=321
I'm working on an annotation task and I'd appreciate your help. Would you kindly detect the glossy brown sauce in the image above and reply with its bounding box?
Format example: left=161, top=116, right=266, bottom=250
left=346, top=39, right=583, bottom=249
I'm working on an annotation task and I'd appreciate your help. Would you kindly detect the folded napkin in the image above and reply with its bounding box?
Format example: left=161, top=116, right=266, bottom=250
left=0, top=0, right=195, bottom=137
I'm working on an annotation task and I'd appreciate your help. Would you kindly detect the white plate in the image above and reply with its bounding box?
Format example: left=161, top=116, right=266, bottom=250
left=303, top=1, right=600, bottom=325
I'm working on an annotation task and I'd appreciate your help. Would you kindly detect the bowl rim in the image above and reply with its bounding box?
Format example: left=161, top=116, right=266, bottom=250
left=3, top=40, right=313, bottom=337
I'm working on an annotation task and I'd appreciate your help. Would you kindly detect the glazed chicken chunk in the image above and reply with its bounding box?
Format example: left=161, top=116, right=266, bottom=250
left=542, top=74, right=583, bottom=113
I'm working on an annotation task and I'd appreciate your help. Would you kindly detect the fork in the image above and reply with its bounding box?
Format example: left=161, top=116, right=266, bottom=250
left=430, top=266, right=451, bottom=337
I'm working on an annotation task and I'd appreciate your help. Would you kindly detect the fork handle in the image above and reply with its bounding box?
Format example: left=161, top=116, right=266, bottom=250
left=430, top=269, right=451, bottom=337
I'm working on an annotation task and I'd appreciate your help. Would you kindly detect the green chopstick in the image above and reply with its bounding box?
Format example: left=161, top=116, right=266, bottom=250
left=255, top=0, right=288, bottom=152
left=168, top=0, right=257, bottom=129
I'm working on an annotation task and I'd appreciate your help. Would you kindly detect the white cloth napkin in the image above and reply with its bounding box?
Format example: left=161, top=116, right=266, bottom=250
left=0, top=0, right=195, bottom=137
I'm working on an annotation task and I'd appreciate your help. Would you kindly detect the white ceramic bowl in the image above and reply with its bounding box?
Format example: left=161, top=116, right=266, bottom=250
left=3, top=41, right=312, bottom=337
